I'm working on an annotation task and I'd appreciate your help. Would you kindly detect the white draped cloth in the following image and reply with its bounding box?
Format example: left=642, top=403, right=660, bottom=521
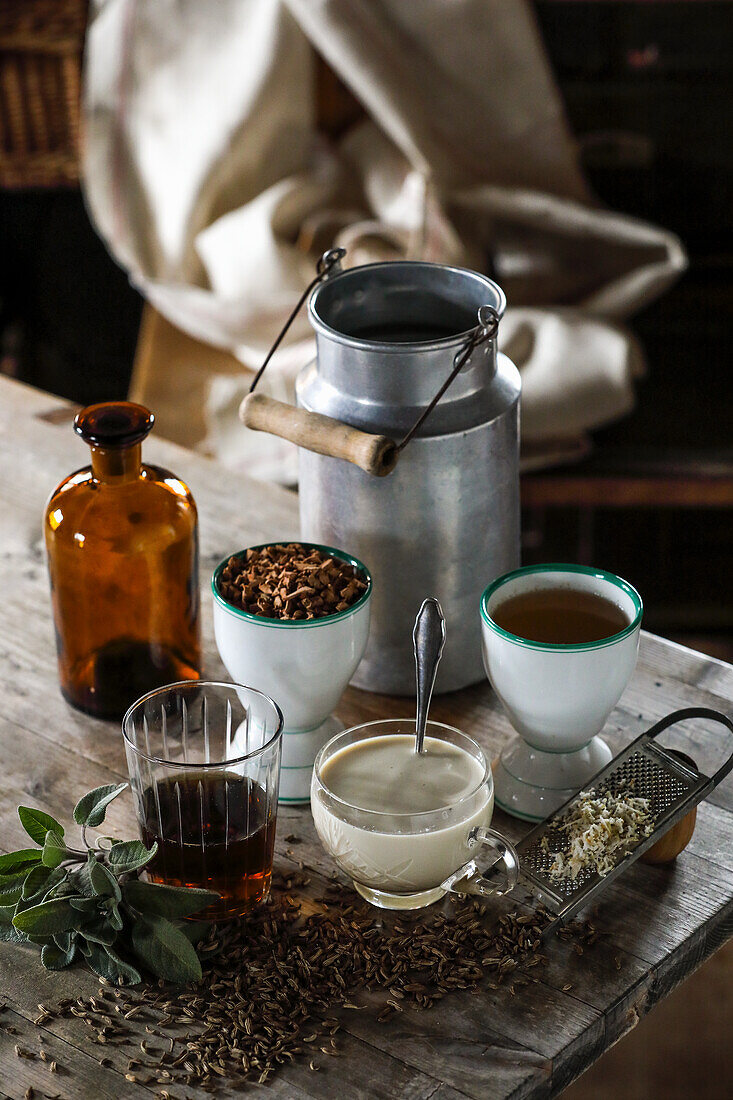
left=83, top=0, right=685, bottom=481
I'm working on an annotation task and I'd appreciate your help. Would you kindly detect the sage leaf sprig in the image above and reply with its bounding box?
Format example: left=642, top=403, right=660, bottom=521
left=1, top=783, right=219, bottom=985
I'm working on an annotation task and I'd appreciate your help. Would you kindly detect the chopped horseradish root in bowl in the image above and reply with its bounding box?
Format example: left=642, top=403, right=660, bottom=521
left=540, top=784, right=653, bottom=881
left=216, top=543, right=369, bottom=621
left=212, top=542, right=373, bottom=803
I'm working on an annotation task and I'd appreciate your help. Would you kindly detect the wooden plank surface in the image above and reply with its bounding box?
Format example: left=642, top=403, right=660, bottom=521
left=0, top=375, right=732, bottom=1100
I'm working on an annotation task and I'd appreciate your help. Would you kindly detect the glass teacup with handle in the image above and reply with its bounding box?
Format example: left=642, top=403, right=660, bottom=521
left=311, top=718, right=518, bottom=910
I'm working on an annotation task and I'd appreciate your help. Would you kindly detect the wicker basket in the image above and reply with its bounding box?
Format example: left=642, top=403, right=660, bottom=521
left=0, top=0, right=87, bottom=189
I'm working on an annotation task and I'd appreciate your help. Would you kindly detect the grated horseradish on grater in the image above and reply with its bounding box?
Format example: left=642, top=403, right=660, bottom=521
left=541, top=785, right=653, bottom=881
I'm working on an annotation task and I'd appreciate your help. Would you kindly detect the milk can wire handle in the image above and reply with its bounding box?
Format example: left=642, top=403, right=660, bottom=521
left=244, top=249, right=501, bottom=472
left=396, top=304, right=500, bottom=451
left=250, top=250, right=499, bottom=446
left=248, top=247, right=346, bottom=395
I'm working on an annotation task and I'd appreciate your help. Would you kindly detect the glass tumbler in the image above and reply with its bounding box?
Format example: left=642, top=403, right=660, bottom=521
left=123, top=681, right=284, bottom=920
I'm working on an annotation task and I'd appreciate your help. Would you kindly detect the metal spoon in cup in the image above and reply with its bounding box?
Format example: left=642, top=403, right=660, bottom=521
left=413, top=597, right=446, bottom=753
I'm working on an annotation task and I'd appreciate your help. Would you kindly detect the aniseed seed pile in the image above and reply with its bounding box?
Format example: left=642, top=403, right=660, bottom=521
left=40, top=875, right=600, bottom=1095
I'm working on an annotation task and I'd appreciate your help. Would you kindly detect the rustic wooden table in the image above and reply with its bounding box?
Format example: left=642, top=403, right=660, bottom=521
left=1, top=375, right=732, bottom=1100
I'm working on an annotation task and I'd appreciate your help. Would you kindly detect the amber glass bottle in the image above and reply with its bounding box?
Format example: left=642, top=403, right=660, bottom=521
left=44, top=402, right=201, bottom=719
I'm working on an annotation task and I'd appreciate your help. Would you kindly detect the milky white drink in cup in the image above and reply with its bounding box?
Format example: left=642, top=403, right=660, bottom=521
left=311, top=720, right=518, bottom=910
left=314, top=734, right=491, bottom=888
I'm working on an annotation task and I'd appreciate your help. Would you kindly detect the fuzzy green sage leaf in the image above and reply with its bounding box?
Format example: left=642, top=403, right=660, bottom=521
left=80, top=919, right=117, bottom=947
left=73, top=784, right=128, bottom=828
left=85, top=943, right=142, bottom=985
left=53, top=930, right=74, bottom=952
left=0, top=903, right=26, bottom=944
left=41, top=831, right=67, bottom=869
left=0, top=884, right=23, bottom=906
left=107, top=839, right=158, bottom=875
left=106, top=899, right=124, bottom=932
left=0, top=849, right=41, bottom=875
left=89, top=858, right=122, bottom=900
left=13, top=897, right=86, bottom=936
left=0, top=926, right=26, bottom=944
left=71, top=857, right=95, bottom=898
left=0, top=872, right=29, bottom=905
left=122, top=880, right=219, bottom=919
left=18, top=806, right=64, bottom=846
left=21, top=864, right=65, bottom=901
left=178, top=920, right=211, bottom=946
left=0, top=871, right=29, bottom=890
left=131, top=914, right=202, bottom=984
left=69, top=896, right=97, bottom=912
left=7, top=786, right=214, bottom=986
left=41, top=941, right=76, bottom=970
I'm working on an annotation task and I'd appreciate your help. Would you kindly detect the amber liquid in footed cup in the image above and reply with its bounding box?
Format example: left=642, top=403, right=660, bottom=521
left=44, top=402, right=201, bottom=719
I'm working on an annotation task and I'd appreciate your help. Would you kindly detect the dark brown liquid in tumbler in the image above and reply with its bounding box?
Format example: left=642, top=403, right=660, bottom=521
left=141, top=773, right=276, bottom=920
left=492, top=587, right=629, bottom=644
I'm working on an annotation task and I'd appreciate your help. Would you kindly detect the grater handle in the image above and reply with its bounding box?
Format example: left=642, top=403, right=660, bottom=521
left=645, top=706, right=733, bottom=788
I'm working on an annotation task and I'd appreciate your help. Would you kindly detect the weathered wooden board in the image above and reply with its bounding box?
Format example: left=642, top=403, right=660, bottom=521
left=0, top=376, right=732, bottom=1100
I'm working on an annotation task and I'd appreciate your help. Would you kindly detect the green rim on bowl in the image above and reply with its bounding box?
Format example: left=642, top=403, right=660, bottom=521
left=480, top=563, right=643, bottom=652
left=212, top=542, right=372, bottom=629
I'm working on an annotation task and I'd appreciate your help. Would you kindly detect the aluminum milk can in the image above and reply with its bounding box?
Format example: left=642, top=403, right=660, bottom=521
left=241, top=256, right=521, bottom=695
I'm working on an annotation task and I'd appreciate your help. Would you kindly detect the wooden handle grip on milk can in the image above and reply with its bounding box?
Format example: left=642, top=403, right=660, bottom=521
left=239, top=393, right=399, bottom=477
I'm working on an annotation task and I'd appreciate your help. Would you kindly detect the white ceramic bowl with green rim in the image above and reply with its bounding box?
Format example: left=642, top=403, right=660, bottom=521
left=480, top=563, right=643, bottom=821
left=212, top=543, right=372, bottom=804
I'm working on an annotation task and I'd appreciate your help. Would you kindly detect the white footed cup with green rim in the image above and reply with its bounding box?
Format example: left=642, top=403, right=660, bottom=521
left=480, top=563, right=643, bottom=821
left=212, top=543, right=372, bottom=803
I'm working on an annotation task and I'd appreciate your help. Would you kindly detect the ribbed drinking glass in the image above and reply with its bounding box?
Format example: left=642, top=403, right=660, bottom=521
left=123, top=681, right=283, bottom=920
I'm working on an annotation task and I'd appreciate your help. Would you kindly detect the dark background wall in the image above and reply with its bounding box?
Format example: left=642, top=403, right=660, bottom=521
left=0, top=190, right=142, bottom=401
left=528, top=1, right=733, bottom=656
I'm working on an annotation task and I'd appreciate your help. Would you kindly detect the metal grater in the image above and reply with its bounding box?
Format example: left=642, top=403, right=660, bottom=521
left=512, top=707, right=733, bottom=924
